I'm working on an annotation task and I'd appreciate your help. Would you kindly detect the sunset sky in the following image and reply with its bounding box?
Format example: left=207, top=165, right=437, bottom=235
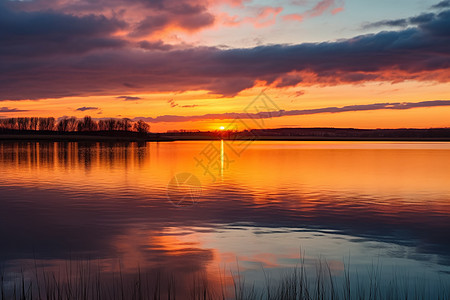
left=1, top=0, right=449, bottom=132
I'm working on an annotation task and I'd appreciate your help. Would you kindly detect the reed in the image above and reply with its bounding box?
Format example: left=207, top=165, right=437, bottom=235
left=0, top=257, right=448, bottom=300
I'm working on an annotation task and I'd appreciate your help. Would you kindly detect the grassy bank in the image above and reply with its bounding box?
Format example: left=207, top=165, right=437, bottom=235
left=1, top=258, right=448, bottom=300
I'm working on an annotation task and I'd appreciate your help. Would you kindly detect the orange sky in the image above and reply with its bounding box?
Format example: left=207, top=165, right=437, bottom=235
left=3, top=80, right=449, bottom=132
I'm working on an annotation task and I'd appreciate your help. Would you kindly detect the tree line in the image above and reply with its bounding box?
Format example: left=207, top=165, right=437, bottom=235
left=0, top=116, right=150, bottom=133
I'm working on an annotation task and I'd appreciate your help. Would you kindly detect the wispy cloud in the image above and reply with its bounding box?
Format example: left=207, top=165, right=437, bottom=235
left=168, top=98, right=178, bottom=108
left=221, top=6, right=283, bottom=28
left=116, top=96, right=142, bottom=101
left=0, top=107, right=28, bottom=112
left=76, top=106, right=99, bottom=111
left=168, top=98, right=201, bottom=108
left=362, top=12, right=436, bottom=29
left=134, top=100, right=450, bottom=123
left=283, top=0, right=344, bottom=22
left=432, top=0, right=450, bottom=9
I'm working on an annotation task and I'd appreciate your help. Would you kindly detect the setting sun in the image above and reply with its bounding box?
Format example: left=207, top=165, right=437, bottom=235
left=219, top=126, right=225, bottom=130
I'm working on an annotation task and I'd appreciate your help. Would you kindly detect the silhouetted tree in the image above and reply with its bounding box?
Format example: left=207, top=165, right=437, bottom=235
left=30, top=117, right=38, bottom=130
left=98, top=120, right=108, bottom=131
left=106, top=119, right=117, bottom=131
left=38, top=117, right=55, bottom=131
left=117, top=118, right=132, bottom=131
left=1, top=116, right=152, bottom=134
left=78, top=116, right=98, bottom=132
left=57, top=117, right=69, bottom=132
left=123, top=118, right=132, bottom=131
left=8, top=118, right=17, bottom=130
left=17, top=117, right=31, bottom=130
left=133, top=120, right=150, bottom=134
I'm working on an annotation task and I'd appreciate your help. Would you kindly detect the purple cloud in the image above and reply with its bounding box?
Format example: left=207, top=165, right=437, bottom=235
left=76, top=106, right=99, bottom=111
left=116, top=96, right=142, bottom=101
left=0, top=4, right=449, bottom=100
left=0, top=107, right=28, bottom=112
left=139, top=40, right=173, bottom=51
left=133, top=100, right=450, bottom=123
left=0, top=3, right=127, bottom=57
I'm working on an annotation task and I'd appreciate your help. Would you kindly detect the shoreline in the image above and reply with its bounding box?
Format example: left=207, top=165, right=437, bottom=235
left=0, top=134, right=170, bottom=142
left=1, top=133, right=450, bottom=142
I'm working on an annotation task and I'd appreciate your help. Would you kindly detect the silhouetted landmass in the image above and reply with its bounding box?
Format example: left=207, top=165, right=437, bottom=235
left=0, top=129, right=170, bottom=142
left=164, top=127, right=450, bottom=141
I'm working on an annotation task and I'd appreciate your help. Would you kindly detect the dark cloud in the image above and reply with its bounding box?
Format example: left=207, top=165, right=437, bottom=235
left=116, top=96, right=142, bottom=101
left=0, top=8, right=449, bottom=99
left=431, top=0, right=450, bottom=9
left=276, top=74, right=303, bottom=87
left=362, top=12, right=437, bottom=29
left=363, top=19, right=408, bottom=29
left=6, top=0, right=216, bottom=37
left=176, top=11, right=215, bottom=30
left=139, top=40, right=173, bottom=51
left=410, top=13, right=435, bottom=24
left=76, top=106, right=99, bottom=111
left=0, top=3, right=127, bottom=57
left=0, top=107, right=28, bottom=112
left=133, top=100, right=450, bottom=123
left=421, top=10, right=450, bottom=37
left=132, top=15, right=170, bottom=37
left=130, top=11, right=214, bottom=37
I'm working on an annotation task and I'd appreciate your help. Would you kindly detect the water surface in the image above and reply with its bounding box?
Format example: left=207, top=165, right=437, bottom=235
left=0, top=141, right=449, bottom=297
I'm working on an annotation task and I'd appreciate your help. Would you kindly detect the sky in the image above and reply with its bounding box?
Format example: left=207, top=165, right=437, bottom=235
left=0, top=0, right=449, bottom=132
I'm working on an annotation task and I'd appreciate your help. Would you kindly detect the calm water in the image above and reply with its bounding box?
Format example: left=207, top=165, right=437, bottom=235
left=0, top=141, right=449, bottom=297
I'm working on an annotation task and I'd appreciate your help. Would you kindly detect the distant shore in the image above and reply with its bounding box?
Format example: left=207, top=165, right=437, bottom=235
left=0, top=131, right=171, bottom=142
left=2, top=127, right=450, bottom=142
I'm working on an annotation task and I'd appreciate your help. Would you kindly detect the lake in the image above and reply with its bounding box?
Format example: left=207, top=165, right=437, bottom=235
left=0, top=141, right=449, bottom=299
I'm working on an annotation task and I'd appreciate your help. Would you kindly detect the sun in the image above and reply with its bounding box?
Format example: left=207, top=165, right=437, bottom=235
left=219, top=126, right=225, bottom=130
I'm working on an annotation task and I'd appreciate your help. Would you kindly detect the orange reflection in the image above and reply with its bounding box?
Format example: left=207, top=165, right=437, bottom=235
left=1, top=140, right=450, bottom=296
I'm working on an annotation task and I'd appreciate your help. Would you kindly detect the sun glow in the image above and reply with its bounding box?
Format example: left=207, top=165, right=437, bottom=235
left=219, top=126, right=225, bottom=130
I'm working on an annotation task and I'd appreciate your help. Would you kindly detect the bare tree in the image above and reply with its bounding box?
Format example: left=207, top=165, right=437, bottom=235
left=1, top=116, right=152, bottom=134
left=98, top=120, right=108, bottom=131
left=106, top=119, right=117, bottom=131
left=78, top=116, right=98, bottom=132
left=57, top=117, right=69, bottom=132
left=117, top=118, right=132, bottom=131
left=133, top=120, right=150, bottom=134
left=39, top=117, right=55, bottom=131
left=17, top=117, right=31, bottom=130
left=67, top=117, right=79, bottom=131
left=8, top=118, right=17, bottom=130
left=30, top=117, right=39, bottom=130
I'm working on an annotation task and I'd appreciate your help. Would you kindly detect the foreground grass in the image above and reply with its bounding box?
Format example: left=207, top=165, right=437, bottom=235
left=1, top=258, right=449, bottom=300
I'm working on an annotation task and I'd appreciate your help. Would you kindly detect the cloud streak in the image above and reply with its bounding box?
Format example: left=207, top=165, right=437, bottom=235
left=362, top=12, right=436, bottom=29
left=116, top=96, right=142, bottom=101
left=432, top=0, right=450, bottom=9
left=283, top=0, right=344, bottom=22
left=76, top=106, right=99, bottom=111
left=133, top=100, right=450, bottom=123
left=0, top=107, right=28, bottom=113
